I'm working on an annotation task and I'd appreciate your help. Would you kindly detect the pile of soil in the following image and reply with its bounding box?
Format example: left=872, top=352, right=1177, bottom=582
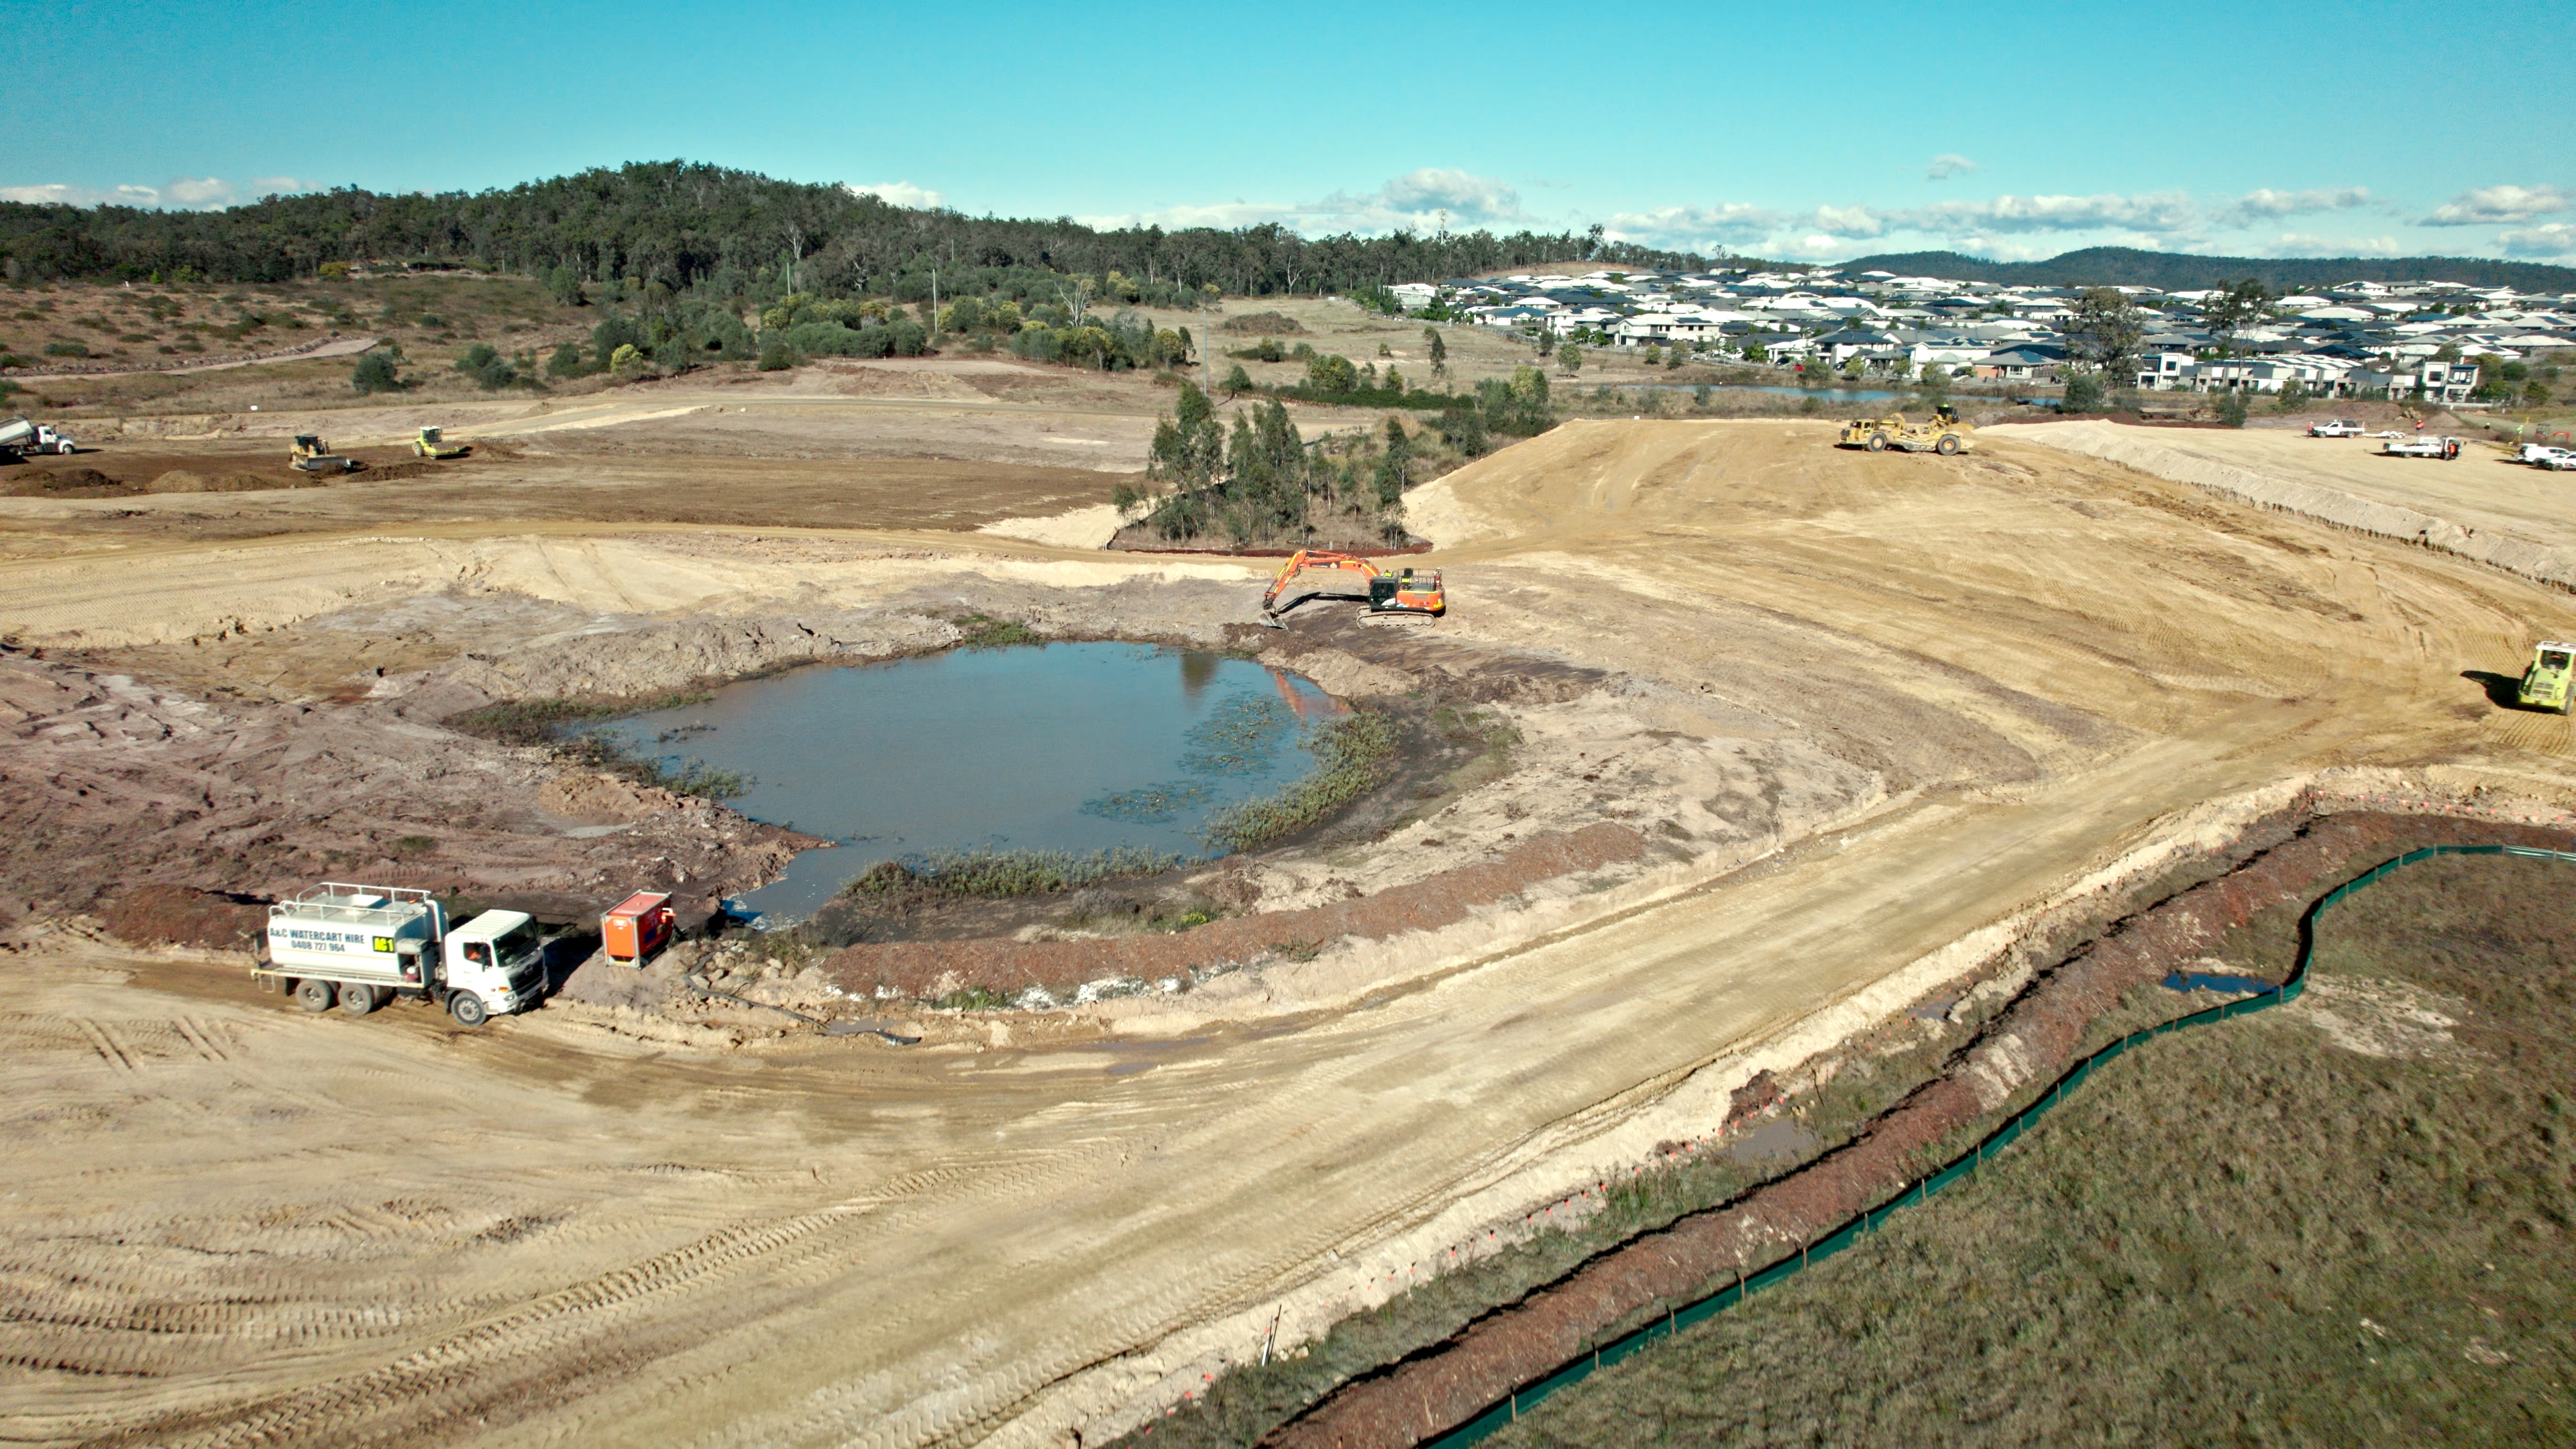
left=97, top=884, right=268, bottom=951
left=146, top=469, right=294, bottom=493
left=2, top=467, right=133, bottom=498
left=1271, top=806, right=2576, bottom=1449
left=1220, top=312, right=1307, bottom=335
left=823, top=822, right=1645, bottom=1000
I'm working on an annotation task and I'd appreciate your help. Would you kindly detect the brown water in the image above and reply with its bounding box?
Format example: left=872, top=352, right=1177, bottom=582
left=576, top=642, right=1342, bottom=919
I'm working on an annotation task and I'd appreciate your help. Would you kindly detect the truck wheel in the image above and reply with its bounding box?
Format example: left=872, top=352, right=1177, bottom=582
left=1866, top=433, right=1887, bottom=452
left=338, top=983, right=380, bottom=1016
left=1937, top=435, right=1961, bottom=455
left=294, top=977, right=337, bottom=1013
left=449, top=993, right=488, bottom=1028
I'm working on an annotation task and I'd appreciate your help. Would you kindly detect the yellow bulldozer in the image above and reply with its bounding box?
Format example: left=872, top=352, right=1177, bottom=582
left=1837, top=405, right=1974, bottom=455
left=288, top=435, right=362, bottom=474
left=412, top=426, right=469, bottom=460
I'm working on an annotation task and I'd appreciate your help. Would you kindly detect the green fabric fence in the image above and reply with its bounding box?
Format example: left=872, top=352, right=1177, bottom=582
left=1426, top=843, right=2576, bottom=1445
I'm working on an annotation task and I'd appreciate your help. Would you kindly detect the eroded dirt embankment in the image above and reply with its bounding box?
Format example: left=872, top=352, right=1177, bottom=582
left=0, top=651, right=812, bottom=937
left=1264, top=803, right=2576, bottom=1449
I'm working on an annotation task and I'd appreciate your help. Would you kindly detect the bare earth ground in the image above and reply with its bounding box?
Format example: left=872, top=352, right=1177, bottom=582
left=7, top=392, right=2576, bottom=1448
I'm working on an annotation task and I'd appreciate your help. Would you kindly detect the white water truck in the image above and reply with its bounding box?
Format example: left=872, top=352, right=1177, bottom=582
left=257, top=882, right=545, bottom=1026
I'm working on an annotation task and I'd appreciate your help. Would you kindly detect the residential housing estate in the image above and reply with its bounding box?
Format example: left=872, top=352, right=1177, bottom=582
left=1405, top=266, right=2576, bottom=405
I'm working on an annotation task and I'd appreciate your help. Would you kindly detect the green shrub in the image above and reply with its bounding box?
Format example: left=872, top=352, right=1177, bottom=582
left=756, top=335, right=798, bottom=371
left=42, top=340, right=87, bottom=358
left=453, top=343, right=517, bottom=390
left=350, top=351, right=401, bottom=394
left=545, top=341, right=588, bottom=378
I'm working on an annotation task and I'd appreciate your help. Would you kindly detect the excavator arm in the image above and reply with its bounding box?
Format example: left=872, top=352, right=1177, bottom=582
left=1262, top=550, right=1384, bottom=612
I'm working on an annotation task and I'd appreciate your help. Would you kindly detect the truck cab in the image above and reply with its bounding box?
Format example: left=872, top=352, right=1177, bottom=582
left=429, top=911, right=546, bottom=1025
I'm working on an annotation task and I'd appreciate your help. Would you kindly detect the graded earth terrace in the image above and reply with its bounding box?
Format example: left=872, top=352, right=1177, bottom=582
left=5, top=317, right=2576, bottom=1449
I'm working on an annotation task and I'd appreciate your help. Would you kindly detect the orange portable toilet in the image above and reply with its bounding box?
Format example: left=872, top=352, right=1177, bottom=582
left=602, top=892, right=676, bottom=967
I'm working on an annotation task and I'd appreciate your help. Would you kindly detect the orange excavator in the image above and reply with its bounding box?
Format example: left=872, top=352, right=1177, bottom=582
left=1260, top=549, right=1444, bottom=627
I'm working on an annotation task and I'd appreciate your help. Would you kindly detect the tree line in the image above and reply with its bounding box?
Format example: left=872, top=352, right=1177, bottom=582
left=0, top=160, right=1713, bottom=299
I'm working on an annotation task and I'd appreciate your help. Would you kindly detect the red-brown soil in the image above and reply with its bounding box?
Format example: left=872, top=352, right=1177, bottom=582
left=824, top=822, right=1646, bottom=999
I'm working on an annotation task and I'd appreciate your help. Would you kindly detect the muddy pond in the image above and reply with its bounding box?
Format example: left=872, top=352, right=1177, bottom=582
left=574, top=643, right=1342, bottom=920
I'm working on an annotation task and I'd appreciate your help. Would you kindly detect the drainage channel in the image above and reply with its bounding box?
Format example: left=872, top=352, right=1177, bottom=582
left=1414, top=843, right=2576, bottom=1446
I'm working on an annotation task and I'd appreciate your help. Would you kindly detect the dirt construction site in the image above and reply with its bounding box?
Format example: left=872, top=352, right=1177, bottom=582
left=9, top=359, right=2576, bottom=1448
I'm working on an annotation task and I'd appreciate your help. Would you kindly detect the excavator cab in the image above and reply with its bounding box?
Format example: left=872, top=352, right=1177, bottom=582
left=2518, top=641, right=2576, bottom=714
left=1379, top=567, right=1444, bottom=616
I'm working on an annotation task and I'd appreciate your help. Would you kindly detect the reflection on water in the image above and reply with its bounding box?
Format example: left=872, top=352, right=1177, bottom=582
left=573, top=643, right=1342, bottom=919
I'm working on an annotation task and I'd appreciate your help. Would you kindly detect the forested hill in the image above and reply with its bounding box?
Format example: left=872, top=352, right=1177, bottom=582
left=0, top=160, right=1707, bottom=301
left=1838, top=246, right=2576, bottom=293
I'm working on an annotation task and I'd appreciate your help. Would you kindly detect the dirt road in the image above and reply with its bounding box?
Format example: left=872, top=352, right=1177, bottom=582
left=9, top=417, right=2576, bottom=1446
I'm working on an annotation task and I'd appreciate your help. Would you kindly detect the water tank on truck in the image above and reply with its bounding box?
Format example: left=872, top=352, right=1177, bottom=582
left=258, top=881, right=547, bottom=1026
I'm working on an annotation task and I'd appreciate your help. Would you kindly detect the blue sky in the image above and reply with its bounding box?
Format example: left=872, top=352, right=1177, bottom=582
left=7, top=0, right=2572, bottom=264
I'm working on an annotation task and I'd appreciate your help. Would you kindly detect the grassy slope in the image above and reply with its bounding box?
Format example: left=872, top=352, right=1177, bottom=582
left=1497, top=853, right=2576, bottom=1446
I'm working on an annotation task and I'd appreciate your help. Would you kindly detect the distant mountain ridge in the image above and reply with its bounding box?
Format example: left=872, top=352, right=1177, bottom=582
left=1830, top=246, right=2576, bottom=293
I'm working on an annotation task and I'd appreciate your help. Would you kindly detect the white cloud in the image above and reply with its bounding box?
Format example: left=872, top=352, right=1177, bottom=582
left=1808, top=203, right=1884, bottom=238
left=2423, top=183, right=2568, bottom=225
left=0, top=175, right=308, bottom=211
left=163, top=176, right=234, bottom=207
left=1886, top=191, right=2200, bottom=236
left=1925, top=154, right=1976, bottom=182
left=0, top=182, right=164, bottom=207
left=1368, top=168, right=1529, bottom=225
left=1603, top=203, right=1789, bottom=251
left=2216, top=186, right=2373, bottom=227
left=1082, top=168, right=1534, bottom=236
left=2498, top=221, right=2576, bottom=260
left=2265, top=232, right=2402, bottom=258
left=847, top=180, right=945, bottom=210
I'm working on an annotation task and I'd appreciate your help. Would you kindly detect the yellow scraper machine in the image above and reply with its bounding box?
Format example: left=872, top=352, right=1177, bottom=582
left=2518, top=641, right=2576, bottom=714
left=1837, top=405, right=1974, bottom=455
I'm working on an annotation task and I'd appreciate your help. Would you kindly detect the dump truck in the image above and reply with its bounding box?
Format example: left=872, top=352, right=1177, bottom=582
left=1837, top=405, right=1973, bottom=455
left=2519, top=641, right=2576, bottom=714
left=0, top=417, right=77, bottom=458
left=1260, top=549, right=1444, bottom=626
left=288, top=434, right=362, bottom=473
left=257, top=881, right=544, bottom=1026
left=601, top=890, right=676, bottom=966
left=412, top=425, right=469, bottom=460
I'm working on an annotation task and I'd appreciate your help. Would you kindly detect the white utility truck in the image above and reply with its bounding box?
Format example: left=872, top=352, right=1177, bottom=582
left=258, top=882, right=545, bottom=1026
left=2379, top=435, right=2463, bottom=460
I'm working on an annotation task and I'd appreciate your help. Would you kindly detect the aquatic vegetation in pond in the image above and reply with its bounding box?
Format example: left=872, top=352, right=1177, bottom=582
left=1082, top=781, right=1216, bottom=824
left=845, top=845, right=1187, bottom=898
left=1178, top=694, right=1298, bottom=776
left=1203, top=712, right=1401, bottom=850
